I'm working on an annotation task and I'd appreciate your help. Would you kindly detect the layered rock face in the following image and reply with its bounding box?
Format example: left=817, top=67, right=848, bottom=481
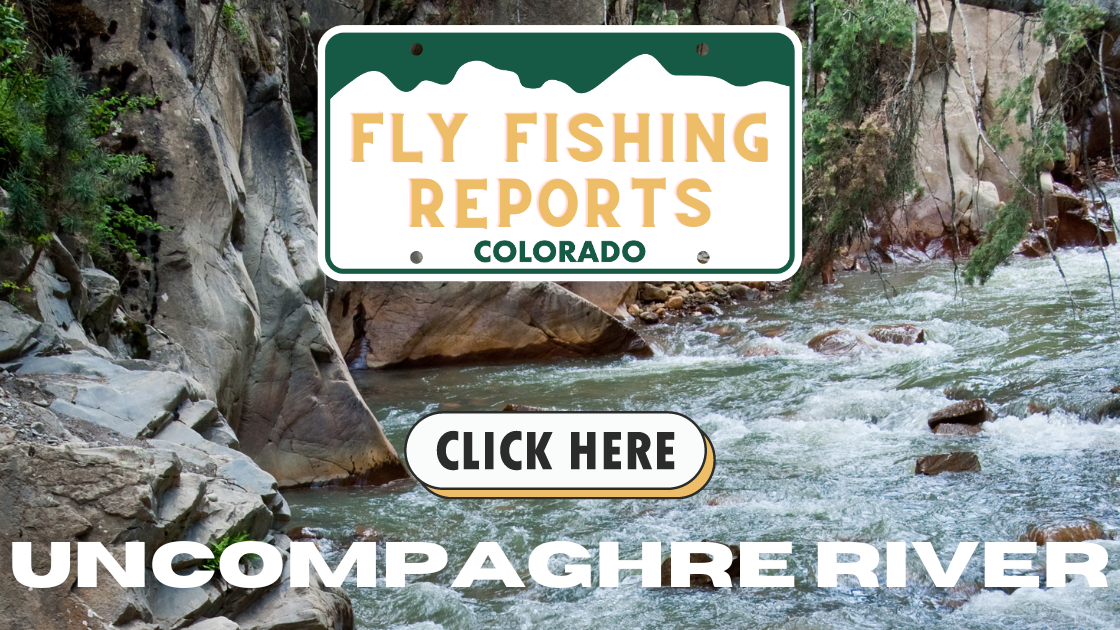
left=56, top=0, right=404, bottom=487
left=0, top=365, right=349, bottom=630
left=329, top=282, right=652, bottom=368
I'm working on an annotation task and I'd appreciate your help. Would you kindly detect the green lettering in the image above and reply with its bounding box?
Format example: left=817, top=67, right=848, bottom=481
left=622, top=240, right=645, bottom=262
left=578, top=241, right=599, bottom=263
left=559, top=241, right=576, bottom=262
left=475, top=240, right=491, bottom=262
left=494, top=241, right=516, bottom=262
left=534, top=240, right=556, bottom=262
left=601, top=240, right=619, bottom=262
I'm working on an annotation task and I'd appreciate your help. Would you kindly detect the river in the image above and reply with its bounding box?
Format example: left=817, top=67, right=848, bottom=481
left=288, top=202, right=1120, bottom=629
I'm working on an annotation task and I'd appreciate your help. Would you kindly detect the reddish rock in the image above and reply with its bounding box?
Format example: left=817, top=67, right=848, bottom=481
left=287, top=526, right=325, bottom=540
left=915, top=452, right=981, bottom=475
left=869, top=324, right=926, bottom=345
left=1018, top=202, right=1116, bottom=257
left=503, top=404, right=545, bottom=412
left=1020, top=521, right=1104, bottom=546
left=807, top=330, right=869, bottom=356
left=928, top=399, right=994, bottom=432
left=1056, top=208, right=1113, bottom=249
left=659, top=542, right=741, bottom=588
left=939, top=581, right=983, bottom=609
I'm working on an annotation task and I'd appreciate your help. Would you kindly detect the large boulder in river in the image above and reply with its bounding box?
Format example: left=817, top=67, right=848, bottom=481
left=928, top=399, right=994, bottom=434
left=78, top=0, right=402, bottom=488
left=915, top=452, right=981, bottom=475
left=869, top=324, right=926, bottom=345
left=328, top=282, right=653, bottom=368
left=1021, top=521, right=1105, bottom=546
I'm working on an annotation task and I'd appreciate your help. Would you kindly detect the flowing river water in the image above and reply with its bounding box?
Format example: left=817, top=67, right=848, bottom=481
left=288, top=201, right=1120, bottom=629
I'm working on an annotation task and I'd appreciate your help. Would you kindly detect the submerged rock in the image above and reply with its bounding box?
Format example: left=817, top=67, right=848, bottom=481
left=354, top=526, right=382, bottom=542
left=703, top=324, right=736, bottom=337
left=743, top=345, right=780, bottom=358
left=869, top=324, right=926, bottom=345
left=915, top=452, right=981, bottom=475
left=503, top=404, right=545, bottom=411
left=1093, top=397, right=1120, bottom=422
left=928, top=399, right=994, bottom=433
left=287, top=526, right=326, bottom=541
left=807, top=330, right=871, bottom=356
left=1021, top=521, right=1105, bottom=546
left=659, top=542, right=741, bottom=588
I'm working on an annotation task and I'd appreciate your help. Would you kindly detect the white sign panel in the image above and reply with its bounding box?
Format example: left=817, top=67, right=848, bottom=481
left=319, top=27, right=801, bottom=280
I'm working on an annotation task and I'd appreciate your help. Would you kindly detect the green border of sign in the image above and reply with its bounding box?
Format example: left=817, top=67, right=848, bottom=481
left=318, top=26, right=801, bottom=277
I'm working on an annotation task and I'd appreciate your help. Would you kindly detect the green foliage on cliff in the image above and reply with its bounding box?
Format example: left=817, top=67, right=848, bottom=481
left=1038, top=0, right=1105, bottom=61
left=295, top=114, right=314, bottom=142
left=963, top=0, right=1104, bottom=285
left=0, top=3, right=160, bottom=268
left=634, top=1, right=694, bottom=25
left=202, top=531, right=254, bottom=572
left=792, top=0, right=919, bottom=296
left=221, top=1, right=250, bottom=43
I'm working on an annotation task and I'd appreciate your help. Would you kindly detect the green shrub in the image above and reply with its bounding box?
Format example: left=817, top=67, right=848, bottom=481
left=295, top=114, right=313, bottom=142
left=0, top=3, right=160, bottom=269
left=202, top=531, right=254, bottom=572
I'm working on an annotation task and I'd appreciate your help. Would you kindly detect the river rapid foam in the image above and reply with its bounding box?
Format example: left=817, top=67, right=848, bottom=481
left=289, top=203, right=1120, bottom=628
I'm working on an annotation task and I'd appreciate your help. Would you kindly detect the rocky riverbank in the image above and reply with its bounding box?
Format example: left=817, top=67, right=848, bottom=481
left=0, top=364, right=351, bottom=630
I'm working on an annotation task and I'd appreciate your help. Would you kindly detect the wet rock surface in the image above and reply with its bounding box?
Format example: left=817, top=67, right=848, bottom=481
left=659, top=543, right=741, bottom=588
left=915, top=452, right=981, bottom=475
left=1021, top=521, right=1106, bottom=546
left=869, top=324, right=926, bottom=345
left=807, top=329, right=873, bottom=356
left=631, top=281, right=778, bottom=324
left=928, top=399, right=994, bottom=432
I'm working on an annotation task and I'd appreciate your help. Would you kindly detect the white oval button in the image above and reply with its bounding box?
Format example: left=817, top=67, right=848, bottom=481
left=405, top=412, right=714, bottom=498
